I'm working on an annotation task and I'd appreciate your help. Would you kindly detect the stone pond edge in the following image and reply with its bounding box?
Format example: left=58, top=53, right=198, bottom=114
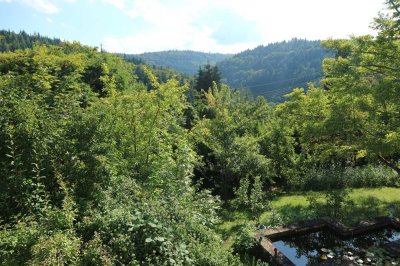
left=254, top=216, right=400, bottom=266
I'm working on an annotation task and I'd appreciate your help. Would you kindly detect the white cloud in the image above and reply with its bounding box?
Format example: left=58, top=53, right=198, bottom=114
left=104, top=0, right=125, bottom=10
left=103, top=27, right=258, bottom=54
left=46, top=17, right=53, bottom=23
left=101, top=0, right=386, bottom=54
left=21, top=0, right=59, bottom=13
left=224, top=0, right=384, bottom=42
left=102, top=0, right=244, bottom=53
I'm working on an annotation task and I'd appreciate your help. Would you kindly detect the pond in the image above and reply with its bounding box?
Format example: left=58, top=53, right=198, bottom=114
left=272, top=227, right=400, bottom=265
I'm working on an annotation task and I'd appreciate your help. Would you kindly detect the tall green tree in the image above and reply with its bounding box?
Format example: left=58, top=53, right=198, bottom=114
left=191, top=84, right=273, bottom=199
left=320, top=0, right=400, bottom=174
left=195, top=63, right=221, bottom=93
left=277, top=0, right=400, bottom=175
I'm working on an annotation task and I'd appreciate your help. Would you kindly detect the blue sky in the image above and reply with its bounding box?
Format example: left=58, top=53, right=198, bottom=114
left=0, top=0, right=386, bottom=54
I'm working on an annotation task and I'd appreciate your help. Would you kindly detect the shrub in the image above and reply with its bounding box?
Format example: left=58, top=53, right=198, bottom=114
left=232, top=176, right=270, bottom=220
left=307, top=189, right=352, bottom=220
left=232, top=224, right=258, bottom=256
left=29, top=232, right=81, bottom=266
left=289, top=165, right=398, bottom=191
left=81, top=233, right=113, bottom=266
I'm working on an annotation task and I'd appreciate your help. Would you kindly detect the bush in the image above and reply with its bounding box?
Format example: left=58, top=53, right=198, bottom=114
left=232, top=176, right=270, bottom=220
left=289, top=165, right=398, bottom=191
left=29, top=232, right=81, bottom=266
left=0, top=219, right=39, bottom=265
left=232, top=224, right=270, bottom=265
left=81, top=233, right=113, bottom=266
left=344, top=165, right=399, bottom=188
left=307, top=189, right=352, bottom=220
left=232, top=224, right=258, bottom=256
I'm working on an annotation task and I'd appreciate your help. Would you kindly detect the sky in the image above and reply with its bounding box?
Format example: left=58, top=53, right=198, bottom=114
left=0, top=0, right=387, bottom=54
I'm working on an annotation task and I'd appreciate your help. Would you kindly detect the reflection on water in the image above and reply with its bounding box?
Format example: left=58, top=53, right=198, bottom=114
left=273, top=228, right=400, bottom=265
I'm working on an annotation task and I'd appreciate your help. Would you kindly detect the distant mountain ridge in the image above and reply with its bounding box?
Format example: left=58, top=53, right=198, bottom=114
left=125, top=50, right=233, bottom=75
left=217, top=39, right=329, bottom=102
left=125, top=40, right=330, bottom=102
left=0, top=30, right=330, bottom=102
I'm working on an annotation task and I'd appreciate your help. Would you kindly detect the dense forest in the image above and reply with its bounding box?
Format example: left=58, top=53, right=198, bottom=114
left=1, top=0, right=400, bottom=265
left=124, top=50, right=232, bottom=75
left=217, top=39, right=328, bottom=102
left=0, top=30, right=62, bottom=52
left=122, top=40, right=329, bottom=102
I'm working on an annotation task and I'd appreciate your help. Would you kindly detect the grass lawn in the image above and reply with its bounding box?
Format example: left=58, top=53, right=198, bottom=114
left=219, top=187, right=400, bottom=248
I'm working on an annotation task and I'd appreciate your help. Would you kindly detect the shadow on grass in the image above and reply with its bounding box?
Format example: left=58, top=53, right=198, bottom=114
left=218, top=208, right=256, bottom=241
left=273, top=204, right=316, bottom=225
left=218, top=190, right=400, bottom=246
left=219, top=222, right=252, bottom=241
left=341, top=196, right=400, bottom=225
left=263, top=193, right=400, bottom=227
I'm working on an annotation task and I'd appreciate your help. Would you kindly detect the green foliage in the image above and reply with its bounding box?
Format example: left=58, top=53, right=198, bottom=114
left=191, top=85, right=273, bottom=199
left=29, top=231, right=81, bottom=266
left=0, top=43, right=143, bottom=220
left=233, top=176, right=269, bottom=220
left=0, top=194, right=79, bottom=265
left=0, top=43, right=240, bottom=265
left=134, top=64, right=160, bottom=90
left=265, top=208, right=284, bottom=227
left=289, top=165, right=399, bottom=191
left=231, top=224, right=270, bottom=266
left=81, top=233, right=113, bottom=266
left=191, top=81, right=300, bottom=198
left=122, top=56, right=192, bottom=88
left=0, top=218, right=39, bottom=265
left=275, top=0, right=400, bottom=176
left=2, top=2, right=400, bottom=264
left=307, top=189, right=352, bottom=219
left=249, top=176, right=267, bottom=220
left=82, top=49, right=138, bottom=96
left=233, top=176, right=251, bottom=208
left=258, top=118, right=298, bottom=187
left=311, top=3, right=400, bottom=174
left=232, top=224, right=257, bottom=255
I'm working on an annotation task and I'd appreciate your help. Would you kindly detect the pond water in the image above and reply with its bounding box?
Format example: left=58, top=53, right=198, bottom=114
left=273, top=227, right=400, bottom=265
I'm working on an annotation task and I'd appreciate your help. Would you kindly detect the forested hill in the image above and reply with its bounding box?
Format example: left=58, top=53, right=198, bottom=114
left=127, top=40, right=330, bottom=102
left=217, top=39, right=329, bottom=102
left=0, top=30, right=62, bottom=52
left=126, top=50, right=233, bottom=75
left=0, top=31, right=329, bottom=103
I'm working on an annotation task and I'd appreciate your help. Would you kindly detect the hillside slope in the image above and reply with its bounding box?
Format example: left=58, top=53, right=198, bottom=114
left=217, top=39, right=329, bottom=102
left=127, top=50, right=232, bottom=75
left=1, top=30, right=329, bottom=102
